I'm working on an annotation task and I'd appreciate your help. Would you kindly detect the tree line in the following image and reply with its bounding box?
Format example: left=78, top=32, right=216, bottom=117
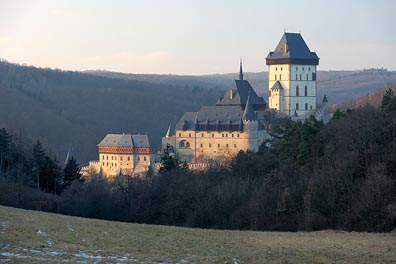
left=0, top=89, right=395, bottom=232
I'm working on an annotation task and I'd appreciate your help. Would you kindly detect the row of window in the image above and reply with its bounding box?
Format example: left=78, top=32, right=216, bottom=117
left=295, top=103, right=312, bottom=110
left=274, top=73, right=315, bottom=81
left=179, top=133, right=241, bottom=138
left=296, top=85, right=309, bottom=96
left=274, top=67, right=312, bottom=71
left=101, top=155, right=147, bottom=162
left=179, top=141, right=238, bottom=149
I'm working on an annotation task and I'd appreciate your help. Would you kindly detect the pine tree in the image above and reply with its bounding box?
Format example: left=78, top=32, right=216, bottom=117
left=381, top=88, right=396, bottom=112
left=62, top=157, right=83, bottom=189
left=31, top=140, right=46, bottom=190
left=0, top=128, right=12, bottom=177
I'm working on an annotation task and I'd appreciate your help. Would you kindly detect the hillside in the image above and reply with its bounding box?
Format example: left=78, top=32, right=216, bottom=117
left=1, top=60, right=395, bottom=165
left=1, top=205, right=395, bottom=263
left=88, top=68, right=396, bottom=103
left=0, top=61, right=220, bottom=164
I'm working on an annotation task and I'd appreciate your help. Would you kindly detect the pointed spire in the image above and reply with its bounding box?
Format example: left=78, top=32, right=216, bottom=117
left=165, top=124, right=171, bottom=138
left=243, top=94, right=256, bottom=121
left=239, top=58, right=243, bottom=80
left=322, top=94, right=328, bottom=103
left=64, top=145, right=74, bottom=167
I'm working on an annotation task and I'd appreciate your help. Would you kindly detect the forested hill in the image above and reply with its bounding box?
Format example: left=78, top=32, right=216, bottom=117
left=87, top=68, right=396, bottom=104
left=0, top=61, right=220, bottom=164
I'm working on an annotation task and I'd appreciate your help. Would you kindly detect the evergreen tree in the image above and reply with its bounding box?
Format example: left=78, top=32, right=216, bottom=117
left=159, top=144, right=179, bottom=174
left=31, top=140, right=46, bottom=189
left=0, top=128, right=12, bottom=177
left=381, top=88, right=396, bottom=112
left=62, top=157, right=83, bottom=189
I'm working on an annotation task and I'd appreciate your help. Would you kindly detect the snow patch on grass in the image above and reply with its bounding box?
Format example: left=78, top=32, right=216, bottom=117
left=36, top=229, right=46, bottom=236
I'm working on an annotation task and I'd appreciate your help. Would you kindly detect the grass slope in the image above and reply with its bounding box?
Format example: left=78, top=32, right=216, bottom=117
left=0, top=206, right=395, bottom=263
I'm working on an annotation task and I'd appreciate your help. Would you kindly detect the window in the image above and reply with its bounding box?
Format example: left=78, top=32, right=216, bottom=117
left=234, top=144, right=237, bottom=148
left=120, top=156, right=123, bottom=161
left=226, top=134, right=228, bottom=137
left=102, top=162, right=104, bottom=166
left=296, top=86, right=299, bottom=96
left=107, top=162, right=108, bottom=166
left=299, top=74, right=302, bottom=80
left=218, top=144, right=220, bottom=148
left=201, top=133, right=204, bottom=137
left=296, top=74, right=298, bottom=80
left=281, top=67, right=283, bottom=70
left=179, top=133, right=181, bottom=137
left=296, top=67, right=298, bottom=71
left=310, top=105, right=313, bottom=110
left=106, top=155, right=108, bottom=160
left=237, top=134, right=240, bottom=138
left=312, top=72, right=316, bottom=81
left=180, top=141, right=185, bottom=148
left=279, top=74, right=282, bottom=80
left=137, top=157, right=140, bottom=161
left=209, top=144, right=212, bottom=148
left=275, top=74, right=277, bottom=80
left=186, top=142, right=190, bottom=148
left=115, top=157, right=117, bottom=160
left=226, top=144, right=229, bottom=148
left=189, top=133, right=191, bottom=137
left=232, top=134, right=234, bottom=137
left=275, top=67, right=277, bottom=71
left=308, top=67, right=311, bottom=71
left=296, top=103, right=299, bottom=110
left=304, top=86, right=307, bottom=96
left=222, top=134, right=224, bottom=137
left=200, top=143, right=203, bottom=147
left=128, top=156, right=130, bottom=161
left=111, top=156, right=113, bottom=160
left=302, top=67, right=305, bottom=71
left=306, top=74, right=309, bottom=80
left=144, top=156, right=146, bottom=161
left=305, top=103, right=308, bottom=110
left=212, top=133, right=214, bottom=137
left=269, top=90, right=271, bottom=97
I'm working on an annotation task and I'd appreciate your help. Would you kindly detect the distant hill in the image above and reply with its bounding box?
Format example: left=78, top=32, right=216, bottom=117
left=334, top=84, right=396, bottom=110
left=0, top=61, right=220, bottom=164
left=87, top=68, right=396, bottom=104
left=2, top=60, right=395, bottom=164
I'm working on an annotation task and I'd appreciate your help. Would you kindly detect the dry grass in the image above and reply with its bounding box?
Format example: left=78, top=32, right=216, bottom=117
left=0, top=205, right=395, bottom=263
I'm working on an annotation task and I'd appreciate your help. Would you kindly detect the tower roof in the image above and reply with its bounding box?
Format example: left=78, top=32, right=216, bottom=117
left=322, top=94, right=328, bottom=103
left=242, top=95, right=256, bottom=121
left=98, top=134, right=150, bottom=147
left=271, top=81, right=284, bottom=90
left=266, top=32, right=319, bottom=65
left=239, top=59, right=244, bottom=80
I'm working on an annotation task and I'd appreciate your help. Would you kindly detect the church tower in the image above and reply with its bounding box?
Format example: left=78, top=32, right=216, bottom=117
left=266, top=33, right=319, bottom=117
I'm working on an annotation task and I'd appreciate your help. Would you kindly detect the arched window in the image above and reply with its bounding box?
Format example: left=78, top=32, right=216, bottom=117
left=179, top=141, right=185, bottom=148
left=275, top=74, right=277, bottom=80
left=304, top=85, right=307, bottom=96
left=279, top=74, right=282, bottom=80
left=296, top=86, right=299, bottom=96
left=186, top=142, right=190, bottom=148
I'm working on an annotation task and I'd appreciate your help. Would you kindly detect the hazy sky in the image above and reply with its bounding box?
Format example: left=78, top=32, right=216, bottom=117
left=0, top=0, right=395, bottom=74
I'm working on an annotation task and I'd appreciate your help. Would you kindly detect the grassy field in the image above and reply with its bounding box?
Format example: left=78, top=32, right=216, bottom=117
left=0, top=205, right=395, bottom=263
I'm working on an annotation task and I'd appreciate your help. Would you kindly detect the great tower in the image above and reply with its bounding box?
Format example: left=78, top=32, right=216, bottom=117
left=266, top=33, right=319, bottom=117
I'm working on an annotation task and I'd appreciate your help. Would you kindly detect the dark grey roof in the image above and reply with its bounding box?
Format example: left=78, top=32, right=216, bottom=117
left=175, top=112, right=198, bottom=131
left=266, top=33, right=319, bottom=65
left=216, top=80, right=266, bottom=109
left=175, top=106, right=244, bottom=131
left=98, top=134, right=150, bottom=147
left=242, top=95, right=256, bottom=121
left=271, top=81, right=284, bottom=90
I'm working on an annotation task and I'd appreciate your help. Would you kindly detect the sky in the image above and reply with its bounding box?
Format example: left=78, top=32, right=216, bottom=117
left=0, top=0, right=395, bottom=75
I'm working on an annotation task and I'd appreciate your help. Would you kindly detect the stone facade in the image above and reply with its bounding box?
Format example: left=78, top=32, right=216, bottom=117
left=82, top=134, right=155, bottom=177
left=266, top=33, right=319, bottom=117
left=162, top=61, right=270, bottom=164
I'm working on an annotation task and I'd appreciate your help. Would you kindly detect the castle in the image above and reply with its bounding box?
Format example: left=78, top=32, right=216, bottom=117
left=267, top=33, right=319, bottom=117
left=81, top=134, right=155, bottom=177
left=82, top=32, right=319, bottom=176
